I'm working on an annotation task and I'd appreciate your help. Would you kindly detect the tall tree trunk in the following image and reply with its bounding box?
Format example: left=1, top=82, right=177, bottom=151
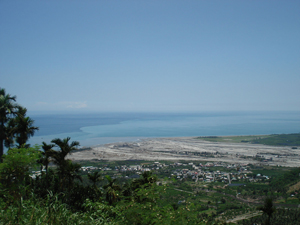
left=0, top=138, right=3, bottom=162
left=0, top=119, right=5, bottom=162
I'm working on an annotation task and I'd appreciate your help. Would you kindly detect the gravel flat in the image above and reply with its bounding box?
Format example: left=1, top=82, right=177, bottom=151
left=67, top=137, right=299, bottom=167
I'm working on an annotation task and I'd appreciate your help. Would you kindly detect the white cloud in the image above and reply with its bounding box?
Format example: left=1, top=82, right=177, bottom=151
left=63, top=101, right=87, bottom=109
left=33, top=101, right=88, bottom=111
left=36, top=101, right=48, bottom=105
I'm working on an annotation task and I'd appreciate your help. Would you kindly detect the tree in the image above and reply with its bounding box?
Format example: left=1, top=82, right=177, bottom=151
left=50, top=137, right=79, bottom=172
left=8, top=106, right=39, bottom=148
left=49, top=137, right=80, bottom=190
left=63, top=160, right=82, bottom=188
left=0, top=88, right=39, bottom=160
left=88, top=171, right=103, bottom=188
left=0, top=146, right=41, bottom=201
left=131, top=171, right=157, bottom=191
left=104, top=175, right=121, bottom=205
left=0, top=88, right=18, bottom=160
left=87, top=171, right=103, bottom=201
left=258, top=197, right=276, bottom=225
left=38, top=142, right=55, bottom=174
left=51, top=137, right=79, bottom=159
left=122, top=181, right=133, bottom=199
left=140, top=171, right=157, bottom=184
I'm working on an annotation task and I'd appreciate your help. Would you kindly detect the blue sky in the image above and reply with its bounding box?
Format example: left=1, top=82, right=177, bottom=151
left=1, top=0, right=299, bottom=113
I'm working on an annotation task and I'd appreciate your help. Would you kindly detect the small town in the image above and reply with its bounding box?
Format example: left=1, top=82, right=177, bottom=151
left=32, top=160, right=270, bottom=185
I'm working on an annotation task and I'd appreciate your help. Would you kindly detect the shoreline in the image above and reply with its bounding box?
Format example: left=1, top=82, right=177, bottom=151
left=67, top=136, right=300, bottom=167
left=79, top=134, right=272, bottom=149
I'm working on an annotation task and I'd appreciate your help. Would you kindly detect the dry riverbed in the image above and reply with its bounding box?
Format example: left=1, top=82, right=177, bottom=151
left=67, top=137, right=300, bottom=167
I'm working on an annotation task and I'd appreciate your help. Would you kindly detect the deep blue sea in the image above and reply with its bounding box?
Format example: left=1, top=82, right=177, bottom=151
left=28, top=111, right=300, bottom=148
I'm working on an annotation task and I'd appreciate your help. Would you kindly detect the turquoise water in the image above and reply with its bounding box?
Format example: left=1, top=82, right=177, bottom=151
left=28, top=111, right=300, bottom=148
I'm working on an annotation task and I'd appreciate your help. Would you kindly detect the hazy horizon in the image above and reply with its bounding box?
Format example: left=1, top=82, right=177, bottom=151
left=26, top=109, right=300, bottom=116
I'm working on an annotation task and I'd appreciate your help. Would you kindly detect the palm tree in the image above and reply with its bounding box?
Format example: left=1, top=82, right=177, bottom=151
left=38, top=142, right=55, bottom=174
left=103, top=175, right=121, bottom=205
left=87, top=171, right=103, bottom=201
left=9, top=106, right=39, bottom=148
left=50, top=137, right=79, bottom=167
left=131, top=171, right=157, bottom=190
left=50, top=137, right=80, bottom=189
left=88, top=171, right=103, bottom=188
left=122, top=181, right=133, bottom=199
left=64, top=160, right=82, bottom=188
left=0, top=88, right=18, bottom=161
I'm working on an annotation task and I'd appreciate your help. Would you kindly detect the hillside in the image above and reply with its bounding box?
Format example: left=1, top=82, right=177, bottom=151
left=197, top=133, right=300, bottom=146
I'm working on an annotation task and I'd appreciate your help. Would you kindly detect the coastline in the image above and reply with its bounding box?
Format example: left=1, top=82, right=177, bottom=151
left=67, top=136, right=300, bottom=167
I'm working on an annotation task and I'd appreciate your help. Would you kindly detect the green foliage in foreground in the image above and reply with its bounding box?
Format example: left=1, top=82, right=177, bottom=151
left=2, top=142, right=300, bottom=224
left=0, top=146, right=41, bottom=202
left=0, top=193, right=218, bottom=225
left=0, top=144, right=227, bottom=224
left=0, top=193, right=123, bottom=225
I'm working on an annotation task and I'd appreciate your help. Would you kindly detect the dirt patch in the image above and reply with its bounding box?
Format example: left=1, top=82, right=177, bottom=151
left=288, top=181, right=300, bottom=193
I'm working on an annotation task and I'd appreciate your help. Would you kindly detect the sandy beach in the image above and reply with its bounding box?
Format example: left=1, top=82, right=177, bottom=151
left=67, top=137, right=300, bottom=167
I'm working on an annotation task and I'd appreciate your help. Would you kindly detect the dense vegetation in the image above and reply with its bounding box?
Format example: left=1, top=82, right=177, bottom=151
left=251, top=133, right=300, bottom=146
left=237, top=208, right=300, bottom=225
left=1, top=88, right=300, bottom=224
left=197, top=133, right=300, bottom=146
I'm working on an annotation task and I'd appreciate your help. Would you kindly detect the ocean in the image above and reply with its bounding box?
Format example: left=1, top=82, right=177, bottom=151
left=28, top=111, right=300, bottom=148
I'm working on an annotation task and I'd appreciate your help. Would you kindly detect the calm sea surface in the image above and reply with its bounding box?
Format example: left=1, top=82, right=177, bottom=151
left=28, top=111, right=300, bottom=148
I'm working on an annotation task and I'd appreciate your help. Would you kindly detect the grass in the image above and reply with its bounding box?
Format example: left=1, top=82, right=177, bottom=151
left=252, top=168, right=290, bottom=177
left=196, top=133, right=300, bottom=146
left=251, top=133, right=300, bottom=146
left=196, top=135, right=271, bottom=143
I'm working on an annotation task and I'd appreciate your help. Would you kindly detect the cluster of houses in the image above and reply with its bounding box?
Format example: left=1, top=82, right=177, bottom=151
left=31, top=161, right=269, bottom=184
left=82, top=161, right=270, bottom=184
left=116, top=161, right=270, bottom=184
left=170, top=162, right=249, bottom=183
